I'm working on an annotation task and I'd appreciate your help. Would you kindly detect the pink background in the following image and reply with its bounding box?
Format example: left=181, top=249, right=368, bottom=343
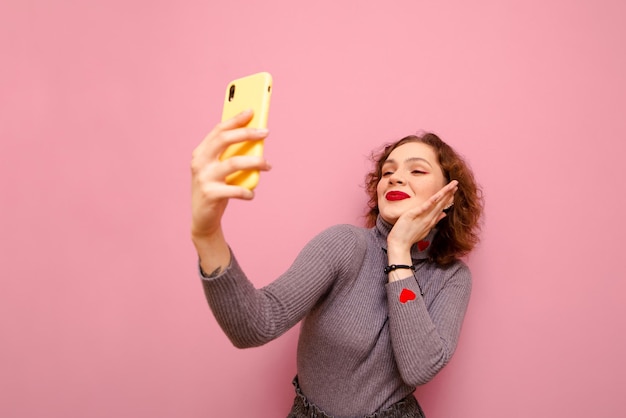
left=2, top=1, right=625, bottom=417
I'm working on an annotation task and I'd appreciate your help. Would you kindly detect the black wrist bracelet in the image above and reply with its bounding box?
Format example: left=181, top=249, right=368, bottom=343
left=384, top=264, right=416, bottom=274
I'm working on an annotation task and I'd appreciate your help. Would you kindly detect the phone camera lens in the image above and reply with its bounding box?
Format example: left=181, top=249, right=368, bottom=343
left=228, top=85, right=236, bottom=102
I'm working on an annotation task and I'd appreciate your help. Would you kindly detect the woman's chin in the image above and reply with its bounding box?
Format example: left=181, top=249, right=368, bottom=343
left=379, top=212, right=400, bottom=225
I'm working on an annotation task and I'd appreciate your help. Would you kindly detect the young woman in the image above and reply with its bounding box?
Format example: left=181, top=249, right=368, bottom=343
left=191, top=109, right=483, bottom=418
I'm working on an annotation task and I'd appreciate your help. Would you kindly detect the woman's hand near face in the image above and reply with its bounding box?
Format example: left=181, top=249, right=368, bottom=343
left=386, top=181, right=458, bottom=270
left=190, top=110, right=271, bottom=274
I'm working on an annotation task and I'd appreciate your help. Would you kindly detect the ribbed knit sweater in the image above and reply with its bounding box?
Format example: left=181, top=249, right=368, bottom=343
left=201, top=216, right=472, bottom=418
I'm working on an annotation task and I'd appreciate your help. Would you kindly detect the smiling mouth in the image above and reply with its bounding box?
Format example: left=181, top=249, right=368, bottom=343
left=386, top=191, right=410, bottom=201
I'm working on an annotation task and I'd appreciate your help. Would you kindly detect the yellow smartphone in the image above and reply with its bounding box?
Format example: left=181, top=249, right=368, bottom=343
left=220, top=72, right=273, bottom=190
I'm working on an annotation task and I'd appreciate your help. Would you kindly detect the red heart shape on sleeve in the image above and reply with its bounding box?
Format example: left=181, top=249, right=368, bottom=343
left=417, top=240, right=430, bottom=251
left=399, top=288, right=416, bottom=304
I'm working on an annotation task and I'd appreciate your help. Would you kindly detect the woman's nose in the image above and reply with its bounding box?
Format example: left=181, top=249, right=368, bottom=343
left=389, top=172, right=404, bottom=184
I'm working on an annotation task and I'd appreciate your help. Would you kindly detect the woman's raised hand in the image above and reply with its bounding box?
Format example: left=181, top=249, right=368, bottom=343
left=387, top=180, right=458, bottom=255
left=190, top=109, right=271, bottom=240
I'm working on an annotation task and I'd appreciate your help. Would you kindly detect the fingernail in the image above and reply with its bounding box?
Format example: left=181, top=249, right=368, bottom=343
left=241, top=109, right=253, bottom=116
left=256, top=128, right=269, bottom=135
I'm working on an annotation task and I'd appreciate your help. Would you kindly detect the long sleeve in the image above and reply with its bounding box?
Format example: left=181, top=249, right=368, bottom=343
left=200, top=217, right=474, bottom=416
left=385, top=261, right=472, bottom=386
left=200, top=224, right=367, bottom=348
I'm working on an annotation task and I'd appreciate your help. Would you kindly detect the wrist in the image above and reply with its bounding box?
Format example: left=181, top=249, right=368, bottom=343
left=384, top=264, right=415, bottom=274
left=191, top=227, right=231, bottom=276
left=384, top=263, right=415, bottom=283
left=387, top=269, right=415, bottom=283
left=386, top=246, right=412, bottom=266
left=386, top=238, right=412, bottom=256
left=191, top=225, right=223, bottom=245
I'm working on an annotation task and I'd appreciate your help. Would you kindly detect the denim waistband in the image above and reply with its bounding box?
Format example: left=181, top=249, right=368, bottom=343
left=287, top=376, right=425, bottom=418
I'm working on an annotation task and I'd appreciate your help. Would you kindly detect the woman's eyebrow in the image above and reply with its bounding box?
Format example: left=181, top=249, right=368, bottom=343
left=405, top=157, right=433, bottom=168
left=383, top=157, right=432, bottom=168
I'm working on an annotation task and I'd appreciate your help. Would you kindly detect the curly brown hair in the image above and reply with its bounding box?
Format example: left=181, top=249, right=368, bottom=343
left=365, top=133, right=483, bottom=265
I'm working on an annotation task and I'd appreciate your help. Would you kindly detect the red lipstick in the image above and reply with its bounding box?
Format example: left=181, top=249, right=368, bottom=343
left=386, top=191, right=410, bottom=201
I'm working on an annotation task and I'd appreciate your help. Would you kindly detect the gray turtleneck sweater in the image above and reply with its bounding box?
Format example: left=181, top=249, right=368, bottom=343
left=201, top=216, right=472, bottom=417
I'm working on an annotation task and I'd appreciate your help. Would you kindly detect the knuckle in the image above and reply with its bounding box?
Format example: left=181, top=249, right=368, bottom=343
left=215, top=118, right=232, bottom=131
left=190, top=160, right=201, bottom=175
left=191, top=156, right=212, bottom=176
left=212, top=130, right=228, bottom=146
left=200, top=184, right=215, bottom=200
left=224, top=157, right=238, bottom=171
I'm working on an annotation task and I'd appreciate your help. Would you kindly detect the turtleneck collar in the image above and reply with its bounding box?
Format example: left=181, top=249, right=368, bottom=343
left=374, top=215, right=437, bottom=261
